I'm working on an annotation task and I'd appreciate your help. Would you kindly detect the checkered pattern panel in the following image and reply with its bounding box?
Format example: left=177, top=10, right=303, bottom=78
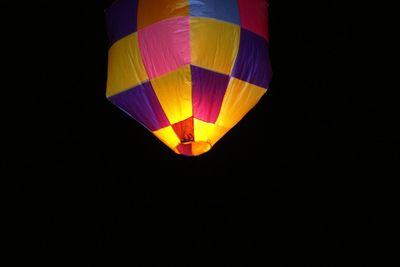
left=105, top=0, right=271, bottom=156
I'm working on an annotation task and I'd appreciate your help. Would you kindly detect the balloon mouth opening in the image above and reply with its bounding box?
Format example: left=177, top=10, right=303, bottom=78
left=175, top=141, right=212, bottom=156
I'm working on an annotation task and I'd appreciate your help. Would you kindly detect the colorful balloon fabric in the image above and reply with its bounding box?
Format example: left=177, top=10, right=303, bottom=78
left=105, top=0, right=272, bottom=156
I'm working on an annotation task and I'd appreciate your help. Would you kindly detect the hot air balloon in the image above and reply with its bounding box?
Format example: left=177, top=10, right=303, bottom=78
left=105, top=0, right=272, bottom=156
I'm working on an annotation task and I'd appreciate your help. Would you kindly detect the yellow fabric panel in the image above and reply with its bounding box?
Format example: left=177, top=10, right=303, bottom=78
left=150, top=65, right=192, bottom=125
left=190, top=18, right=240, bottom=75
left=152, top=126, right=181, bottom=154
left=137, top=0, right=189, bottom=30
left=216, top=77, right=267, bottom=128
left=193, top=119, right=214, bottom=143
left=194, top=119, right=230, bottom=146
left=106, top=33, right=148, bottom=97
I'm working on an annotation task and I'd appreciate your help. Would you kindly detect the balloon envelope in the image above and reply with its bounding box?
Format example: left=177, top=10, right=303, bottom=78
left=105, top=0, right=272, bottom=156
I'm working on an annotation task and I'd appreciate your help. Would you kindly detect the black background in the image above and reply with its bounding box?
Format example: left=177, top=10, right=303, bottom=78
left=9, top=0, right=398, bottom=265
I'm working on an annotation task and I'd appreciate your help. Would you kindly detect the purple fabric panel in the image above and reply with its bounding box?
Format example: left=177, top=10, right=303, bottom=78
left=191, top=65, right=230, bottom=123
left=232, top=28, right=272, bottom=89
left=108, top=82, right=170, bottom=131
left=105, top=0, right=138, bottom=46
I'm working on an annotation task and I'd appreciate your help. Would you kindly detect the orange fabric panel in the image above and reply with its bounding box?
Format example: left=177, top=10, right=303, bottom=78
left=191, top=141, right=212, bottom=156
left=137, top=0, right=189, bottom=30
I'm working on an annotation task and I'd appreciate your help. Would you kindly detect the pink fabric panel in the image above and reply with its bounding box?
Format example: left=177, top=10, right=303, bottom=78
left=138, top=17, right=191, bottom=79
left=237, top=0, right=269, bottom=40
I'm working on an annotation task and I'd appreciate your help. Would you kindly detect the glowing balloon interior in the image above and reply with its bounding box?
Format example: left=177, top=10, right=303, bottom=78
left=106, top=0, right=272, bottom=156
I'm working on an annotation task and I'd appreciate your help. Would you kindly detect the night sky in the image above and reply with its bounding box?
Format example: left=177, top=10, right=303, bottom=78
left=9, top=0, right=398, bottom=265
